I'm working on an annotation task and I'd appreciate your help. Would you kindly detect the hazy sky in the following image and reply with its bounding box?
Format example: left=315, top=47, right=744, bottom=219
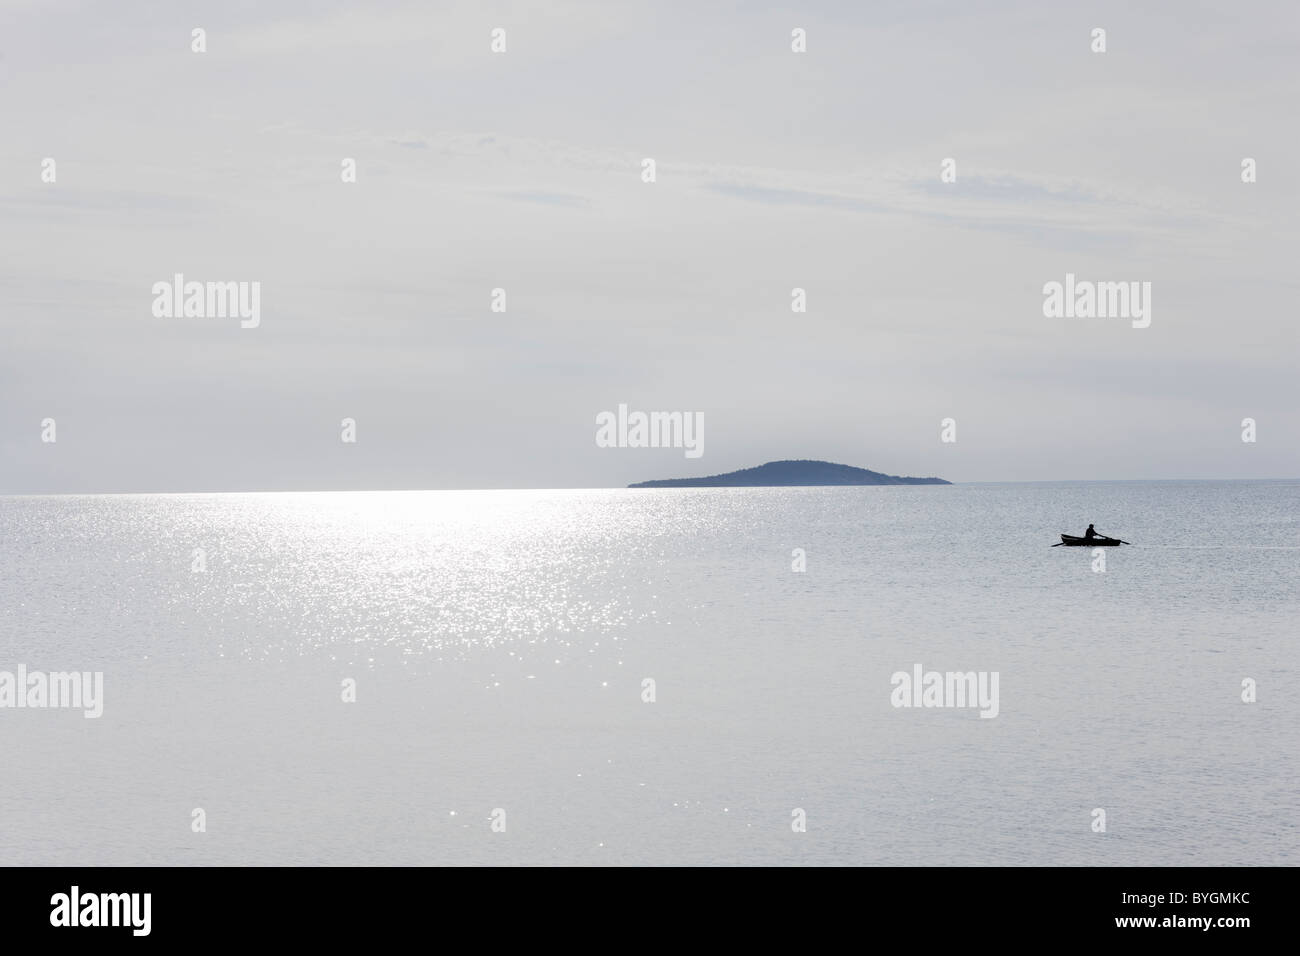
left=2, top=0, right=1297, bottom=491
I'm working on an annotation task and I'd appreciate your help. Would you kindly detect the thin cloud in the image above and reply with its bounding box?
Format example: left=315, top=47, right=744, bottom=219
left=495, top=190, right=592, bottom=208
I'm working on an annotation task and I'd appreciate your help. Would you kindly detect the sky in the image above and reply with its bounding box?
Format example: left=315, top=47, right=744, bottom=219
left=1, top=0, right=1297, bottom=491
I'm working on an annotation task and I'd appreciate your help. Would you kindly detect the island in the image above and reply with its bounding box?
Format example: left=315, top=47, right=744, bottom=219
left=628, top=459, right=951, bottom=488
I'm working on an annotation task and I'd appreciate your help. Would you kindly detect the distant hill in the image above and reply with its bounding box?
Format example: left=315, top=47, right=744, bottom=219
left=628, top=459, right=951, bottom=488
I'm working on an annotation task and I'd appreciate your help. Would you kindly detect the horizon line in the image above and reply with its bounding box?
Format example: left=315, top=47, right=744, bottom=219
left=1, top=476, right=1297, bottom=497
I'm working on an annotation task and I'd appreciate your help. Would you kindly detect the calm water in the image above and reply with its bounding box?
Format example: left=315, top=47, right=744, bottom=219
left=1, top=482, right=1296, bottom=866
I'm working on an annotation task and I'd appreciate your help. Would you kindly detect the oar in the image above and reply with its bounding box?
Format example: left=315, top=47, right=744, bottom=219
left=1051, top=541, right=1065, bottom=547
left=1096, top=532, right=1133, bottom=545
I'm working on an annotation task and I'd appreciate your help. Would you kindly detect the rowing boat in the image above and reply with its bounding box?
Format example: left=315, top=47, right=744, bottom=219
left=1059, top=534, right=1123, bottom=547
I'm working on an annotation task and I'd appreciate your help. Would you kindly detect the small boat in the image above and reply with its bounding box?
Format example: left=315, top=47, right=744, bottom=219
left=1059, top=534, right=1123, bottom=547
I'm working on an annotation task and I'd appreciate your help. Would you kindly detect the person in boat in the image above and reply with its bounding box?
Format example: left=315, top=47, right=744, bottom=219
left=1084, top=524, right=1099, bottom=539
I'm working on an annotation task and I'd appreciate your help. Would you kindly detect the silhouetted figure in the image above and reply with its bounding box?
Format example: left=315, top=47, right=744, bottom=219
left=1084, top=524, right=1098, bottom=539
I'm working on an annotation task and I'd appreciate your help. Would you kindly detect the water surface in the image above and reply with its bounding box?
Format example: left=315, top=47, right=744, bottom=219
left=1, top=481, right=1295, bottom=865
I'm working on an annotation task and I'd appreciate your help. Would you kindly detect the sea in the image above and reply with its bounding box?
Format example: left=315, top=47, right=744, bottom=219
left=0, top=481, right=1295, bottom=866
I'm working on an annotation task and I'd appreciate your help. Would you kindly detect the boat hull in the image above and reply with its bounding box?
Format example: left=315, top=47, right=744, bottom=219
left=1060, top=534, right=1122, bottom=546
